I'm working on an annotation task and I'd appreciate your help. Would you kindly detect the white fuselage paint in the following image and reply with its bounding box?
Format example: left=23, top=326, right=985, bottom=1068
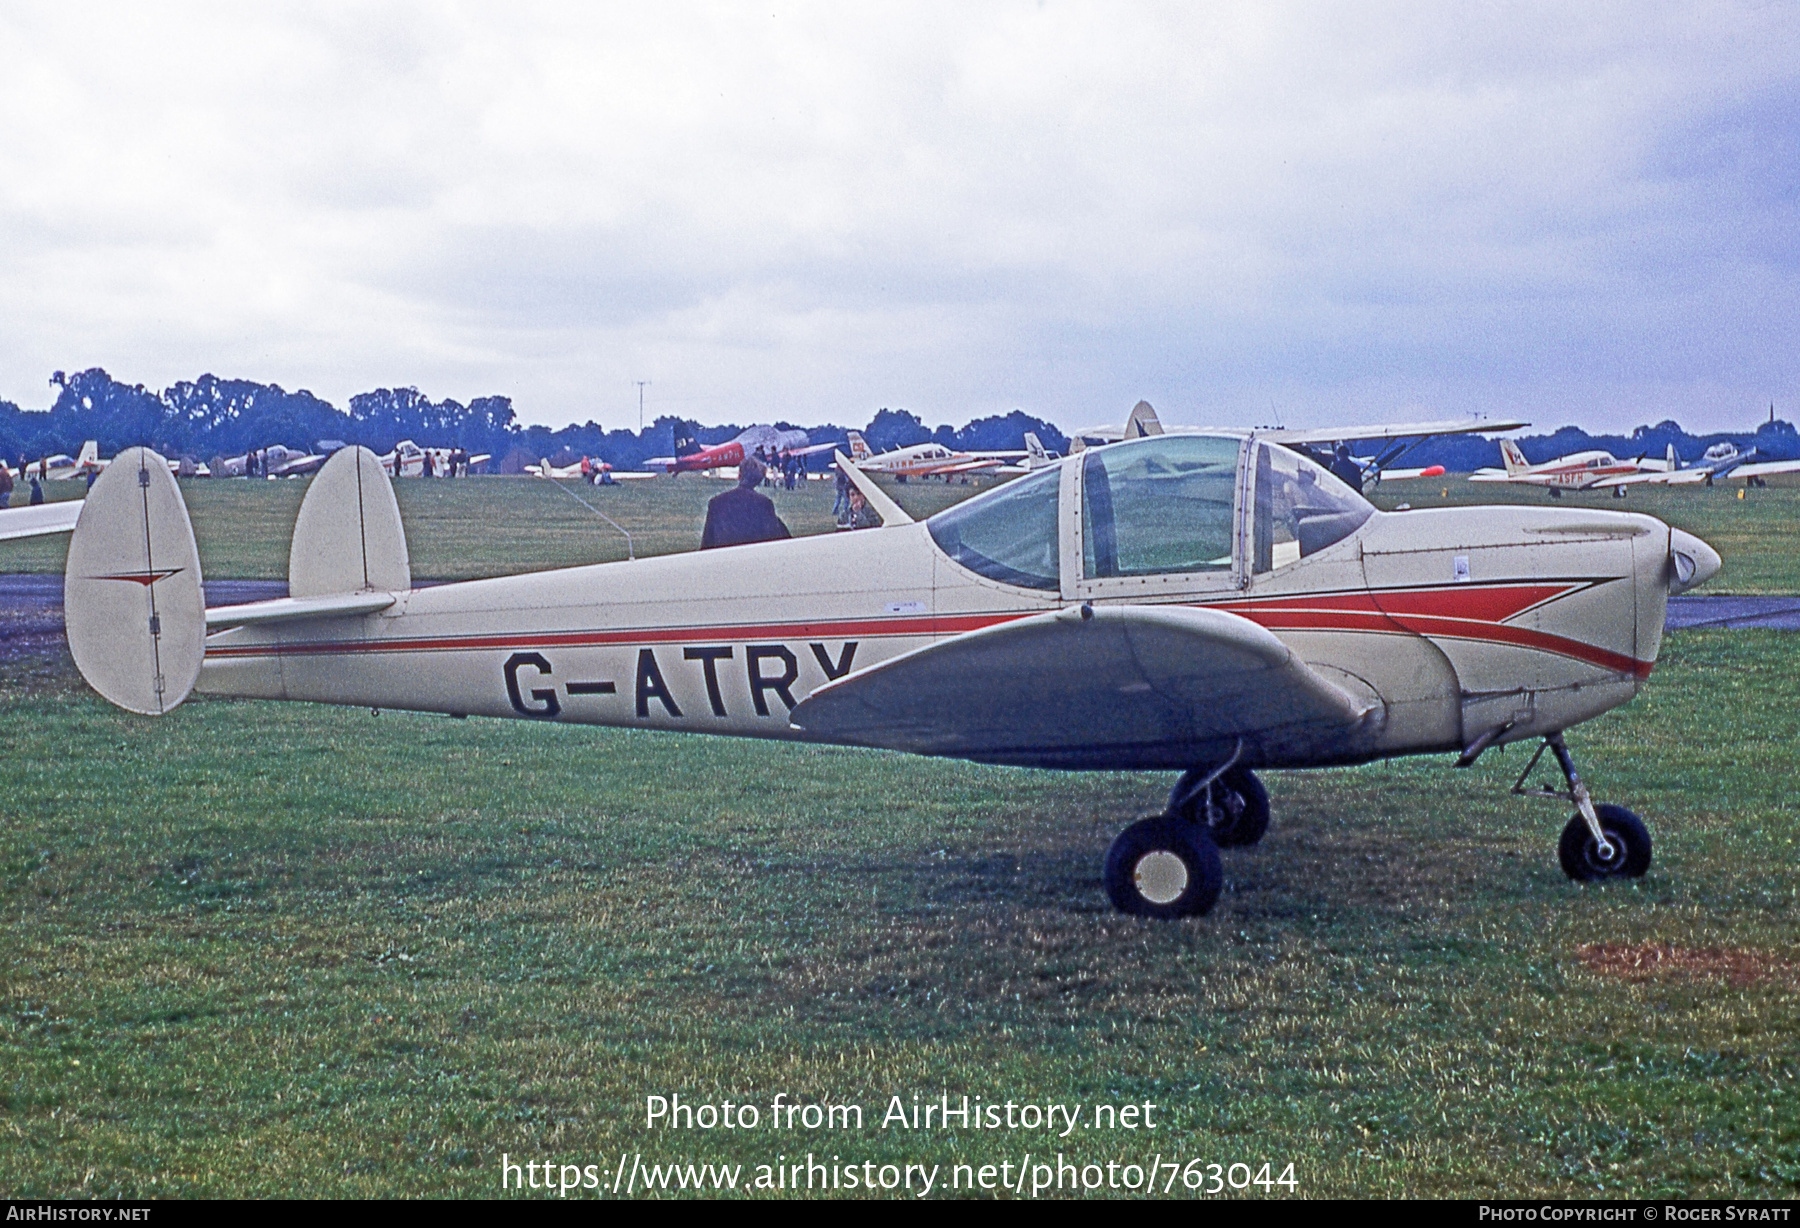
left=199, top=496, right=1674, bottom=772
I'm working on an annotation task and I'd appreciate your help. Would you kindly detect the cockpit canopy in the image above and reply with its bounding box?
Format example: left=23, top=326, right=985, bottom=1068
left=926, top=434, right=1372, bottom=591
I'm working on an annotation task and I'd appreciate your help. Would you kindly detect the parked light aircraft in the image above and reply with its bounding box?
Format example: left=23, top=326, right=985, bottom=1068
left=1605, top=442, right=1800, bottom=489
left=10, top=441, right=104, bottom=482
left=845, top=431, right=1039, bottom=480
left=529, top=456, right=656, bottom=483
left=208, top=444, right=327, bottom=479
left=644, top=422, right=836, bottom=475
left=994, top=433, right=1058, bottom=476
left=1469, top=440, right=1676, bottom=498
left=381, top=440, right=492, bottom=478
left=59, top=436, right=1721, bottom=919
left=1070, top=403, right=1527, bottom=491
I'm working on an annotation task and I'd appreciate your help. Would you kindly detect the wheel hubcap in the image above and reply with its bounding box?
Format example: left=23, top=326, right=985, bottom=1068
left=1133, top=850, right=1189, bottom=905
left=1586, top=832, right=1626, bottom=873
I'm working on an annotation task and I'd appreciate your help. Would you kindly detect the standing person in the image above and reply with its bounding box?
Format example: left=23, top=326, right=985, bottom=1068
left=422, top=450, right=435, bottom=478
left=29, top=475, right=43, bottom=506
left=0, top=461, right=13, bottom=507
left=700, top=457, right=790, bottom=550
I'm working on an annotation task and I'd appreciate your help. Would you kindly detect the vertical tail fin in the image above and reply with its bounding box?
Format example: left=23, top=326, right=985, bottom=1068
left=1666, top=443, right=1679, bottom=470
left=672, top=422, right=702, bottom=458
left=1500, top=439, right=1530, bottom=476
left=847, top=430, right=872, bottom=462
left=288, top=445, right=410, bottom=596
left=1024, top=433, right=1048, bottom=466
left=63, top=449, right=205, bottom=715
left=76, top=441, right=99, bottom=470
left=1124, top=401, right=1163, bottom=440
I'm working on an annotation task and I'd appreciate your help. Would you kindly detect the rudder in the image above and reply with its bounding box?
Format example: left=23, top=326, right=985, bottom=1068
left=64, top=448, right=205, bottom=715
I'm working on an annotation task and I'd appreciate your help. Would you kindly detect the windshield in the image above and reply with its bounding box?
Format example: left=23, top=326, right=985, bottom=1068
left=1252, top=443, right=1373, bottom=573
left=926, top=464, right=1062, bottom=589
left=1082, top=435, right=1240, bottom=578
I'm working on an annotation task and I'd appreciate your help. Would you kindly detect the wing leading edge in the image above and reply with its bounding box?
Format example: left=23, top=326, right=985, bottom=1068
left=789, top=604, right=1372, bottom=770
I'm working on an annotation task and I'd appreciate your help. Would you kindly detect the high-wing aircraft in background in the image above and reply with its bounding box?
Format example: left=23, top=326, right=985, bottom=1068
left=1469, top=440, right=1677, bottom=497
left=644, top=422, right=837, bottom=475
left=60, top=435, right=1720, bottom=920
left=1068, top=402, right=1528, bottom=491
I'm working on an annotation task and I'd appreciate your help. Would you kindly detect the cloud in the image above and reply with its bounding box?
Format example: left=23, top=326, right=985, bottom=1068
left=0, top=1, right=1795, bottom=432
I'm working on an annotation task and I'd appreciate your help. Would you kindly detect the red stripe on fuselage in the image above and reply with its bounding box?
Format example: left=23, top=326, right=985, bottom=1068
left=202, top=581, right=1650, bottom=676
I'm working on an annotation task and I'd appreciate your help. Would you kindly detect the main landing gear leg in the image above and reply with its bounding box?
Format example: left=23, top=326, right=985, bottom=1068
left=1513, top=732, right=1652, bottom=881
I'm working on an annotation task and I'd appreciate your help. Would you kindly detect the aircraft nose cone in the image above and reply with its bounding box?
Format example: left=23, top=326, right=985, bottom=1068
left=1668, top=528, right=1721, bottom=594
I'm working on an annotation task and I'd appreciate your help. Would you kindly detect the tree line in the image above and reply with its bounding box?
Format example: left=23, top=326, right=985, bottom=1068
left=0, top=367, right=1789, bottom=473
left=0, top=369, right=1070, bottom=472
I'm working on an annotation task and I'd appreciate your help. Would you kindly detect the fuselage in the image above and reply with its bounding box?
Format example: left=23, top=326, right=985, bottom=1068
left=199, top=434, right=1701, bottom=773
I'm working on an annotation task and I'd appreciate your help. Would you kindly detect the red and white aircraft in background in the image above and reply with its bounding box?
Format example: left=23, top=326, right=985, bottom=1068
left=1469, top=440, right=1676, bottom=498
left=644, top=422, right=836, bottom=475
left=845, top=431, right=1043, bottom=480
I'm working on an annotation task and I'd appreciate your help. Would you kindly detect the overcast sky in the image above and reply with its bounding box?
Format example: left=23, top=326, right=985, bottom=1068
left=1, top=2, right=1795, bottom=434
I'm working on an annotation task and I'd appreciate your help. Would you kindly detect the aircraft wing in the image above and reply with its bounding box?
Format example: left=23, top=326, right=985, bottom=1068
left=1727, top=459, right=1800, bottom=481
left=924, top=458, right=1004, bottom=476
left=1263, top=417, right=1529, bottom=445
left=0, top=500, right=83, bottom=542
left=789, top=604, right=1368, bottom=765
left=779, top=441, right=842, bottom=458
left=1374, top=465, right=1447, bottom=481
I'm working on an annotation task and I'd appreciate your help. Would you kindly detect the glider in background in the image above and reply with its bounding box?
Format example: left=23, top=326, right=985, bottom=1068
left=62, top=436, right=1718, bottom=920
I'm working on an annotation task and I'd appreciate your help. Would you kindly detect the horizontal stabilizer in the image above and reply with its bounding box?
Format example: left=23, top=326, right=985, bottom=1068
left=0, top=500, right=82, bottom=542
left=205, top=592, right=396, bottom=628
left=63, top=449, right=205, bottom=715
left=791, top=603, right=1367, bottom=767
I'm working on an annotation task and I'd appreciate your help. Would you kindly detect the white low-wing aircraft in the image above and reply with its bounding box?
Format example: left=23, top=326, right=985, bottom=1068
left=1469, top=440, right=1677, bottom=497
left=846, top=431, right=1037, bottom=480
left=1603, top=442, right=1800, bottom=489
left=381, top=440, right=493, bottom=478
left=61, top=438, right=1720, bottom=918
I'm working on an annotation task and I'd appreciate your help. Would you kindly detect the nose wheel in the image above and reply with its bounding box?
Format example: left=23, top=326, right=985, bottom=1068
left=1513, top=732, right=1653, bottom=882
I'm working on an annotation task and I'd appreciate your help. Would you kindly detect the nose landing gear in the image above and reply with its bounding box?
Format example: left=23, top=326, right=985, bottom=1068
left=1513, top=731, right=1652, bottom=881
left=1103, top=746, right=1267, bottom=917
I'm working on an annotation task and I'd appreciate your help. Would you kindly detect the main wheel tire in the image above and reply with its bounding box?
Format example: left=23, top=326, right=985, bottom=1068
left=1172, top=766, right=1271, bottom=848
left=1558, top=804, right=1652, bottom=881
left=1104, top=817, right=1223, bottom=918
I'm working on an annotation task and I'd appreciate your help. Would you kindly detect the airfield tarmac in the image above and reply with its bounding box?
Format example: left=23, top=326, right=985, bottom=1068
left=1, top=476, right=1796, bottom=1199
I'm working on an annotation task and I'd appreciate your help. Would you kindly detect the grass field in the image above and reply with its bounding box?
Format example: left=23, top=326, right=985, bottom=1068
left=1, top=471, right=1797, bottom=1199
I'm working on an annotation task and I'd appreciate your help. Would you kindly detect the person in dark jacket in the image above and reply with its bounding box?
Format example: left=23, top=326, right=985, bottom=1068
left=701, top=457, right=791, bottom=550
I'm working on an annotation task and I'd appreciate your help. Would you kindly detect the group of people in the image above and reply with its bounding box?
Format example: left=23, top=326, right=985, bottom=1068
left=749, top=445, right=807, bottom=491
